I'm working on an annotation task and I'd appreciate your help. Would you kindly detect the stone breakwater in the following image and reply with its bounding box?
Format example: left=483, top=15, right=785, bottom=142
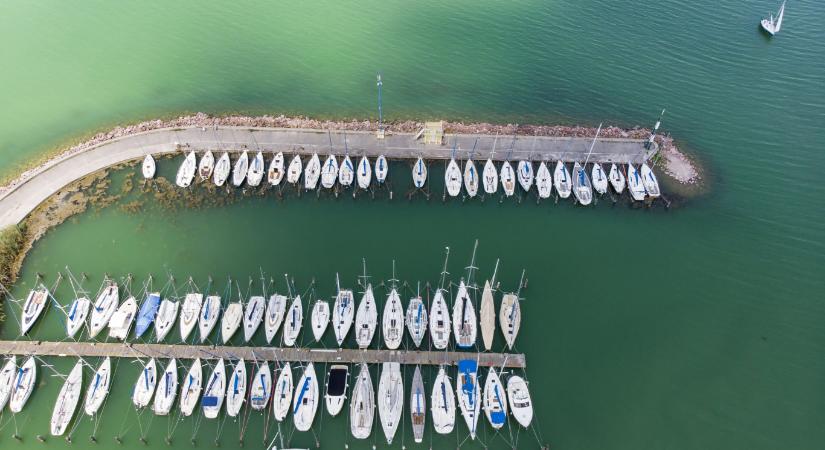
left=0, top=113, right=696, bottom=199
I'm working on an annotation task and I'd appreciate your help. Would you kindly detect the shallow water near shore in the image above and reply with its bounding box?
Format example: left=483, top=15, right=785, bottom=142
left=1, top=0, right=825, bottom=449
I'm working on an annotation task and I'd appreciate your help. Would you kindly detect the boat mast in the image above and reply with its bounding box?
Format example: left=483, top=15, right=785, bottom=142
left=583, top=123, right=603, bottom=167
left=438, top=247, right=451, bottom=292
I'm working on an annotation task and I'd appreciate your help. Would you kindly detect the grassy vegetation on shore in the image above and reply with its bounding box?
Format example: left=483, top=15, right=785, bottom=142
left=0, top=223, right=27, bottom=322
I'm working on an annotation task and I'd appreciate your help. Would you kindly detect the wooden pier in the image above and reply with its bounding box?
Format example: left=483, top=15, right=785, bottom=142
left=0, top=340, right=526, bottom=368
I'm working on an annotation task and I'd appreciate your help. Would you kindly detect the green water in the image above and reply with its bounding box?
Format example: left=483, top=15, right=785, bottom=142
left=2, top=0, right=825, bottom=449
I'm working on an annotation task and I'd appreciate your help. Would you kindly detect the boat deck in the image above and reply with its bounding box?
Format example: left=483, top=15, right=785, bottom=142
left=0, top=340, right=526, bottom=368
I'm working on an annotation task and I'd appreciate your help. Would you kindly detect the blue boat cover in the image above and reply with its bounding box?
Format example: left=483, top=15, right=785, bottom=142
left=135, top=293, right=161, bottom=337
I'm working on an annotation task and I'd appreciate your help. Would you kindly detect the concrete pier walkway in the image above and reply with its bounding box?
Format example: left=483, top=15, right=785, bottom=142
left=0, top=126, right=654, bottom=228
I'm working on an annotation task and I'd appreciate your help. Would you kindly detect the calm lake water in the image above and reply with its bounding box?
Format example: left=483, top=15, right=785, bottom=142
left=1, top=1, right=824, bottom=449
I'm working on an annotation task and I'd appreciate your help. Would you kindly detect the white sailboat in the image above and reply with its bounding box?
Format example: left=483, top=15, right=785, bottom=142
left=641, top=163, right=661, bottom=198
left=21, top=287, right=49, bottom=335
left=213, top=152, right=231, bottom=187
left=9, top=356, right=36, bottom=413
left=175, top=151, right=197, bottom=188
left=332, top=279, right=355, bottom=347
left=374, top=154, right=388, bottom=184
left=66, top=296, right=90, bottom=338
left=225, top=359, right=247, bottom=417
left=303, top=153, right=321, bottom=190
left=179, top=292, right=203, bottom=341
left=198, top=295, right=222, bottom=342
left=572, top=161, right=593, bottom=205
left=456, top=359, right=481, bottom=439
left=320, top=154, right=339, bottom=189
left=479, top=262, right=498, bottom=351
left=324, top=364, right=349, bottom=416
left=50, top=360, right=83, bottom=436
left=500, top=160, right=516, bottom=196
left=339, top=154, right=355, bottom=187
left=430, top=289, right=451, bottom=350
left=132, top=358, right=157, bottom=409
left=267, top=152, right=285, bottom=186
left=483, top=158, right=498, bottom=194
left=283, top=295, right=303, bottom=347
left=250, top=362, right=272, bottom=410
left=500, top=292, right=521, bottom=350
left=405, top=293, right=428, bottom=348
left=221, top=301, right=243, bottom=344
left=292, top=363, right=319, bottom=432
left=350, top=363, right=374, bottom=439
left=627, top=163, right=646, bottom=201
left=311, top=298, right=330, bottom=342
left=272, top=363, right=293, bottom=422
left=286, top=154, right=303, bottom=185
left=89, top=280, right=119, bottom=338
left=0, top=357, right=17, bottom=411
left=761, top=1, right=786, bottom=35
left=507, top=375, right=534, bottom=427
left=142, top=154, right=156, bottom=179
left=84, top=357, right=111, bottom=415
left=357, top=155, right=372, bottom=189
left=247, top=151, right=265, bottom=187
left=355, top=284, right=377, bottom=349
left=108, top=296, right=137, bottom=340
left=382, top=285, right=404, bottom=350
left=378, top=362, right=404, bottom=444
left=536, top=161, right=553, bottom=199
left=152, top=358, right=178, bottom=416
left=410, top=366, right=426, bottom=443
left=592, top=162, right=608, bottom=194
left=609, top=163, right=626, bottom=194
left=464, top=157, right=479, bottom=197
left=412, top=156, right=427, bottom=188
left=483, top=368, right=508, bottom=429
left=453, top=280, right=478, bottom=348
left=198, top=150, right=215, bottom=181
left=553, top=160, right=572, bottom=198
left=265, top=293, right=287, bottom=344
left=243, top=295, right=265, bottom=342
left=202, top=358, right=226, bottom=419
left=517, top=160, right=534, bottom=193
left=431, top=366, right=456, bottom=434
left=179, top=358, right=202, bottom=417
left=232, top=150, right=249, bottom=187
left=445, top=156, right=462, bottom=197
left=154, top=297, right=179, bottom=342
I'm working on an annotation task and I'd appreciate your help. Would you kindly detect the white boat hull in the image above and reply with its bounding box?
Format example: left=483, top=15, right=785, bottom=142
left=51, top=360, right=83, bottom=436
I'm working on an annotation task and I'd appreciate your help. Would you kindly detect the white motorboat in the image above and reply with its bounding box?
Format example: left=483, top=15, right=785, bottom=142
left=482, top=158, right=498, bottom=194
left=154, top=298, right=179, bottom=342
left=378, top=362, right=404, bottom=444
left=332, top=286, right=355, bottom=347
left=483, top=368, right=508, bottom=429
left=213, top=152, right=231, bottom=186
left=89, top=280, right=119, bottom=338
left=286, top=154, right=303, bottom=184
left=410, top=366, right=426, bottom=443
left=202, top=359, right=226, bottom=419
left=627, top=163, right=646, bottom=201
left=267, top=152, right=285, bottom=186
left=250, top=362, right=272, bottom=410
left=464, top=158, right=479, bottom=197
left=243, top=295, right=265, bottom=342
left=153, top=358, right=178, bottom=416
left=339, top=154, right=355, bottom=187
left=445, top=157, right=462, bottom=197
left=429, top=289, right=451, bottom=350
left=65, top=296, right=90, bottom=338
left=108, top=296, right=137, bottom=340
left=324, top=364, right=348, bottom=416
left=179, top=358, right=203, bottom=417
left=10, top=356, right=36, bottom=413
left=84, top=357, right=111, bottom=415
left=405, top=295, right=428, bottom=348
left=453, top=280, right=477, bottom=348
left=500, top=293, right=521, bottom=350
left=536, top=162, right=553, bottom=199
left=221, top=301, right=243, bottom=344
left=292, top=362, right=319, bottom=432
left=456, top=359, right=481, bottom=439
left=507, top=375, right=533, bottom=427
left=142, top=154, right=156, bottom=179
left=350, top=363, right=374, bottom=439
left=132, top=358, right=157, bottom=409
left=374, top=154, right=388, bottom=184
left=609, top=163, right=626, bottom=194
left=246, top=151, right=265, bottom=187
left=641, top=162, right=661, bottom=197
left=357, top=155, right=372, bottom=189
left=572, top=161, right=593, bottom=205
left=0, top=357, right=17, bottom=411
left=431, top=366, right=455, bottom=434
left=553, top=160, right=572, bottom=198
left=412, top=156, right=427, bottom=188
left=592, top=162, right=608, bottom=194
left=265, top=294, right=287, bottom=344
left=761, top=0, right=786, bottom=36
left=283, top=295, right=303, bottom=347
left=354, top=285, right=377, bottom=348
left=382, top=288, right=404, bottom=350
left=21, top=287, right=49, bottom=335
left=272, top=363, right=293, bottom=422
left=199, top=295, right=221, bottom=342
left=480, top=280, right=496, bottom=351
left=517, top=160, right=534, bottom=193
left=198, top=150, right=215, bottom=181
left=50, top=360, right=83, bottom=436
left=500, top=160, right=516, bottom=196
left=311, top=299, right=330, bottom=342
left=232, top=150, right=249, bottom=187
left=175, top=151, right=197, bottom=188
left=179, top=292, right=203, bottom=341
left=320, top=154, right=339, bottom=189
left=303, top=153, right=321, bottom=190
left=225, top=359, right=247, bottom=417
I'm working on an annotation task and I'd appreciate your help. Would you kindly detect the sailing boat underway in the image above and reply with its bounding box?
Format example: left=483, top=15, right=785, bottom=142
left=761, top=1, right=786, bottom=36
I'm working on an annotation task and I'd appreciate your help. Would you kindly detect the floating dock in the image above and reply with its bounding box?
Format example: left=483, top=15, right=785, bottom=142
left=0, top=340, right=526, bottom=368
